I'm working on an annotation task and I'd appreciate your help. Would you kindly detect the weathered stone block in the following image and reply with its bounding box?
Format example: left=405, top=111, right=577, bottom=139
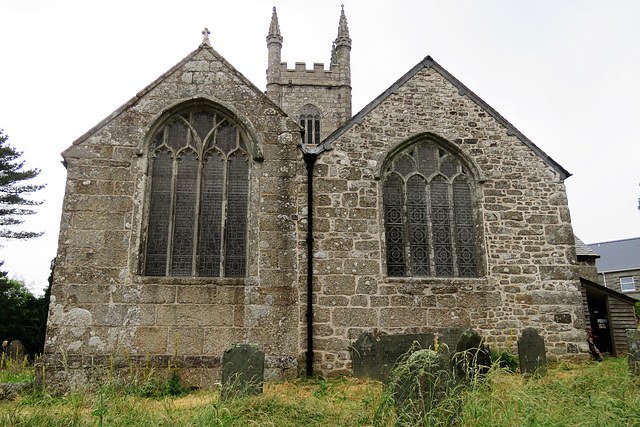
left=333, top=308, right=377, bottom=327
left=380, top=307, right=427, bottom=327
left=343, top=259, right=380, bottom=275
left=168, top=327, right=205, bottom=355
left=545, top=224, right=573, bottom=245
left=320, top=275, right=356, bottom=295
left=135, top=327, right=168, bottom=354
left=156, top=305, right=234, bottom=327
left=539, top=266, right=577, bottom=280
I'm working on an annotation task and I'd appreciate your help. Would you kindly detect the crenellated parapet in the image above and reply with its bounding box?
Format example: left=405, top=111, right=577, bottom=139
left=272, top=62, right=350, bottom=88
left=266, top=7, right=352, bottom=142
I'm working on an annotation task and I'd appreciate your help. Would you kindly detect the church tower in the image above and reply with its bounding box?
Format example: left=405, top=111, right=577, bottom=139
left=266, top=6, right=352, bottom=148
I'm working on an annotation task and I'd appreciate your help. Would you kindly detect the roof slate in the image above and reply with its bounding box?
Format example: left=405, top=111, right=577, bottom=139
left=588, top=237, right=640, bottom=272
left=575, top=235, right=599, bottom=258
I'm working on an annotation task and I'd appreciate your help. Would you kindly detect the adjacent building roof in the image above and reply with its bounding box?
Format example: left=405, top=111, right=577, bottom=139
left=588, top=237, right=640, bottom=272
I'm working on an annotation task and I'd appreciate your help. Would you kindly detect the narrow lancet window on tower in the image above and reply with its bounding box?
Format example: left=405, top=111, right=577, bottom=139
left=300, top=104, right=321, bottom=147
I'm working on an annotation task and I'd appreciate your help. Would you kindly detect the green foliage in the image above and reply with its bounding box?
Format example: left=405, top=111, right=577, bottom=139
left=104, top=371, right=186, bottom=399
left=635, top=301, right=640, bottom=320
left=2, top=359, right=640, bottom=426
left=0, top=366, right=33, bottom=383
left=0, top=129, right=44, bottom=240
left=491, top=350, right=519, bottom=372
left=0, top=274, right=48, bottom=355
left=0, top=130, right=49, bottom=357
left=312, top=379, right=329, bottom=397
left=164, top=372, right=185, bottom=396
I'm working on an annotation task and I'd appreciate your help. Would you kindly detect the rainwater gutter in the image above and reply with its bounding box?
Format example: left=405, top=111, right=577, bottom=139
left=303, top=151, right=317, bottom=377
left=301, top=140, right=324, bottom=377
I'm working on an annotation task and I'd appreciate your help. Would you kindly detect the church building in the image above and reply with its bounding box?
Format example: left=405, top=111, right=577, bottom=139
left=40, top=7, right=588, bottom=388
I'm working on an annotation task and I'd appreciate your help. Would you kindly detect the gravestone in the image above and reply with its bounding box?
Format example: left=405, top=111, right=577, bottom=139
left=518, top=328, right=547, bottom=376
left=390, top=349, right=452, bottom=423
left=626, top=329, right=640, bottom=376
left=7, top=341, right=24, bottom=364
left=379, top=334, right=434, bottom=380
left=221, top=344, right=264, bottom=399
left=352, top=333, right=380, bottom=378
left=437, top=327, right=468, bottom=356
left=351, top=333, right=434, bottom=381
left=452, top=329, right=491, bottom=382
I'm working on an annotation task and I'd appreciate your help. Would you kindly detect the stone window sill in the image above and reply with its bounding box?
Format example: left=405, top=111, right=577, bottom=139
left=132, top=276, right=255, bottom=286
left=386, top=276, right=488, bottom=285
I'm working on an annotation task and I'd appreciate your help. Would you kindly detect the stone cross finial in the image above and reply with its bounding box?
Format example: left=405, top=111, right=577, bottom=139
left=201, top=28, right=211, bottom=46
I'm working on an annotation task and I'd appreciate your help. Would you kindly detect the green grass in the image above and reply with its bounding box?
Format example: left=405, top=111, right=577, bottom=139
left=0, top=360, right=33, bottom=383
left=1, top=358, right=639, bottom=426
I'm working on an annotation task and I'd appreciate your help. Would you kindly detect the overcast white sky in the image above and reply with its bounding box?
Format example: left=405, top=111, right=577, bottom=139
left=1, top=0, right=639, bottom=294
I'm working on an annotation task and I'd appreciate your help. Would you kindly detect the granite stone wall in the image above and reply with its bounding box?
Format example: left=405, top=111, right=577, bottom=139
left=39, top=44, right=304, bottom=388
left=302, top=66, right=587, bottom=375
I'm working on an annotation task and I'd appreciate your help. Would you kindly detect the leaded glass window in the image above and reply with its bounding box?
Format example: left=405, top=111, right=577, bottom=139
left=145, top=108, right=249, bottom=277
left=382, top=140, right=478, bottom=277
left=300, top=104, right=321, bottom=146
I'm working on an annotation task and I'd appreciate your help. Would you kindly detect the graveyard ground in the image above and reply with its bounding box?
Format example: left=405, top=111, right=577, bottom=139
left=1, top=357, right=639, bottom=426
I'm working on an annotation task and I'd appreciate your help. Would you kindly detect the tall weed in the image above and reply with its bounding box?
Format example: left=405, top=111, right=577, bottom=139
left=1, top=358, right=639, bottom=426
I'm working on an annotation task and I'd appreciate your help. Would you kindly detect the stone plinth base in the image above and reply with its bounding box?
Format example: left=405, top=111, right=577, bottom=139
left=35, top=353, right=298, bottom=392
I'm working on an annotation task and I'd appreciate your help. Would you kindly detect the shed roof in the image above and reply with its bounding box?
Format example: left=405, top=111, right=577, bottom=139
left=581, top=277, right=638, bottom=304
left=588, top=237, right=640, bottom=272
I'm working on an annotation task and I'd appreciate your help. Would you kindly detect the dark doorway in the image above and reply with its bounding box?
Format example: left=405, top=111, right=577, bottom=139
left=586, top=290, right=613, bottom=354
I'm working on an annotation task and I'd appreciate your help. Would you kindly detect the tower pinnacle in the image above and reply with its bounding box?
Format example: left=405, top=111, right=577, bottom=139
left=335, top=5, right=351, bottom=47
left=267, top=7, right=283, bottom=44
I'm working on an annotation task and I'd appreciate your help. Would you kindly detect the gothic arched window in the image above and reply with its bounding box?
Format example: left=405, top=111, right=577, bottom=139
left=382, top=139, right=478, bottom=278
left=144, top=108, right=249, bottom=277
left=300, top=104, right=321, bottom=146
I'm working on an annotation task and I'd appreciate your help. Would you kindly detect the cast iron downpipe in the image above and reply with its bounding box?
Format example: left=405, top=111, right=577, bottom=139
left=303, top=152, right=317, bottom=377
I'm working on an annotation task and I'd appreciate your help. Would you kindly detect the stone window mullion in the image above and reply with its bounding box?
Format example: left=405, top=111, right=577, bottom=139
left=402, top=177, right=411, bottom=276
left=382, top=137, right=478, bottom=278
left=192, top=153, right=204, bottom=276
left=219, top=156, right=230, bottom=277
left=145, top=106, right=248, bottom=278
left=166, top=153, right=179, bottom=275
left=447, top=179, right=459, bottom=277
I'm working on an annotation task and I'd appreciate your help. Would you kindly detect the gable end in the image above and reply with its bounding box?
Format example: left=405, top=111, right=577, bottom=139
left=320, top=56, right=570, bottom=180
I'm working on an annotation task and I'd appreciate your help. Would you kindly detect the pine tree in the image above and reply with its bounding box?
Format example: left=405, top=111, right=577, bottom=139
left=0, top=129, right=44, bottom=239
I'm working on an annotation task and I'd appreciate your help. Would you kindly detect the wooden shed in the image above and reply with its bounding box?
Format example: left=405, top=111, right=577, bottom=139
left=581, top=278, right=638, bottom=356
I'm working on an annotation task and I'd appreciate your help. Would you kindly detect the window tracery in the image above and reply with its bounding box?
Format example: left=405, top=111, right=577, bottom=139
left=300, top=104, right=321, bottom=146
left=144, top=108, right=249, bottom=277
left=382, top=139, right=478, bottom=277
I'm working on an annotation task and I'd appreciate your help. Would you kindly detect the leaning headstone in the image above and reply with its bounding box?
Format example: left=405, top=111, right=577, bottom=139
left=351, top=333, right=434, bottom=381
left=626, top=329, right=640, bottom=376
left=518, top=328, right=547, bottom=377
left=221, top=344, right=264, bottom=399
left=379, top=334, right=434, bottom=380
left=437, top=327, right=468, bottom=357
left=390, top=349, right=452, bottom=423
left=452, top=329, right=491, bottom=383
left=7, top=341, right=24, bottom=365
